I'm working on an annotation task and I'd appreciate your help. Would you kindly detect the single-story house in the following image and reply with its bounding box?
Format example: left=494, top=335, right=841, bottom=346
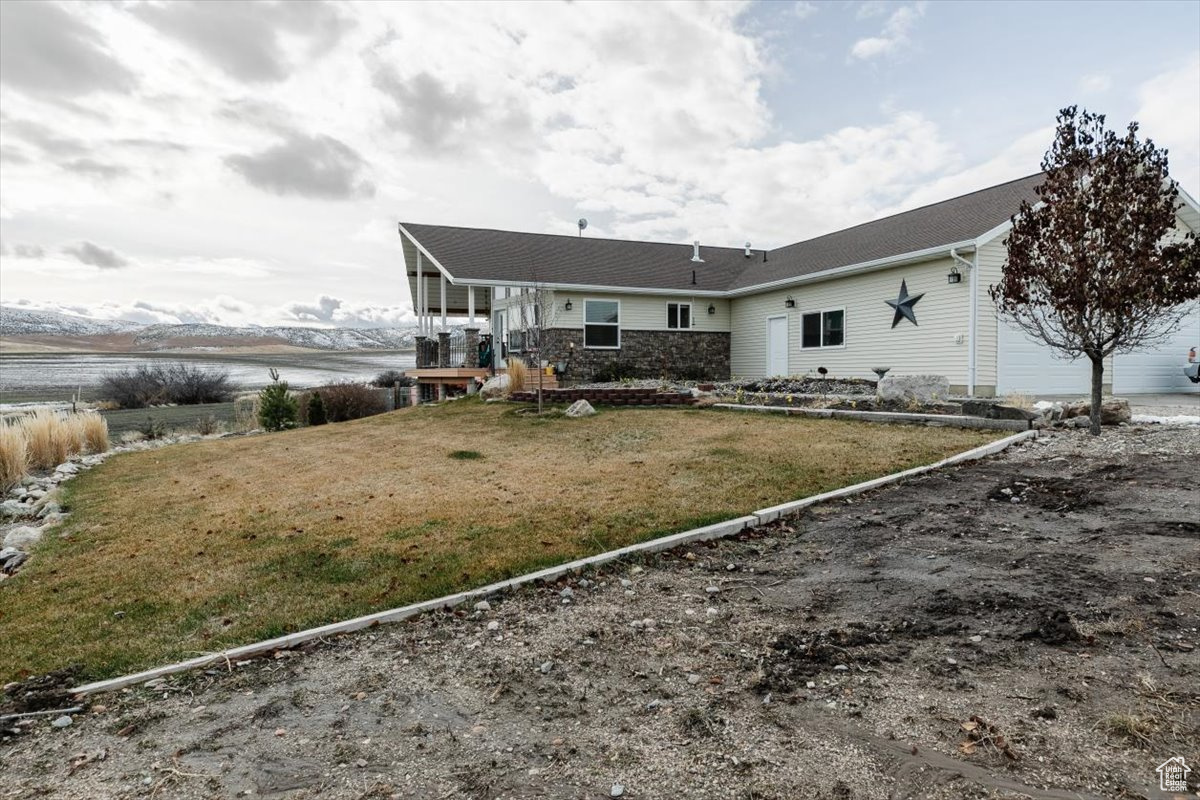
left=398, top=172, right=1200, bottom=397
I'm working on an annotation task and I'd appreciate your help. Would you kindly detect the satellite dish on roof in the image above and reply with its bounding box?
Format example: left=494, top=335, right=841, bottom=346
left=577, top=218, right=588, bottom=237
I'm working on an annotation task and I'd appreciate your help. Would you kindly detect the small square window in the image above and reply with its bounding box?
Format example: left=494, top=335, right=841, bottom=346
left=667, top=302, right=692, bottom=330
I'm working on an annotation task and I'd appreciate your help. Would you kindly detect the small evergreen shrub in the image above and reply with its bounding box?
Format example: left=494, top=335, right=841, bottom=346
left=307, top=392, right=328, bottom=426
left=257, top=369, right=299, bottom=432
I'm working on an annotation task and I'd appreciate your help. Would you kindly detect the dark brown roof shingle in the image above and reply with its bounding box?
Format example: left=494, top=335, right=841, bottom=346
left=400, top=172, right=1044, bottom=294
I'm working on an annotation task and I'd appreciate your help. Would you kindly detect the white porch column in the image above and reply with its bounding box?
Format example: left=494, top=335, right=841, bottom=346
left=416, top=252, right=425, bottom=335
left=467, top=285, right=475, bottom=326
left=440, top=272, right=447, bottom=332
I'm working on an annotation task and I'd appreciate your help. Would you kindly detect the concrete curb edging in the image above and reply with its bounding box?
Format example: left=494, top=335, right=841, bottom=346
left=713, top=403, right=1032, bottom=432
left=68, top=429, right=1036, bottom=697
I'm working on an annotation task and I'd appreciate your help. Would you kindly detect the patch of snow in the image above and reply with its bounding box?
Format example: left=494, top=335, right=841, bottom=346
left=1131, top=414, right=1200, bottom=426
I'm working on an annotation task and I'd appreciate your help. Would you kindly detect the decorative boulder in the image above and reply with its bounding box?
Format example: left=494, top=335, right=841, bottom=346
left=479, top=374, right=511, bottom=399
left=961, top=400, right=1038, bottom=421
left=876, top=374, right=951, bottom=404
left=1061, top=398, right=1131, bottom=425
left=3, top=525, right=43, bottom=550
left=565, top=399, right=597, bottom=418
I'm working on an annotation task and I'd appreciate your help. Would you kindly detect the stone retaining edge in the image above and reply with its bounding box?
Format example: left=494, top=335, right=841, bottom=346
left=712, top=403, right=1030, bottom=431
left=69, top=430, right=1036, bottom=697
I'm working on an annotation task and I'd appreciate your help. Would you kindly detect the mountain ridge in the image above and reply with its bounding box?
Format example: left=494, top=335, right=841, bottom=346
left=0, top=306, right=429, bottom=351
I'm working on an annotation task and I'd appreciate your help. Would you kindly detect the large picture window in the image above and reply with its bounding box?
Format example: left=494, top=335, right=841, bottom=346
left=801, top=309, right=845, bottom=348
left=666, top=302, right=691, bottom=330
left=584, top=299, right=620, bottom=349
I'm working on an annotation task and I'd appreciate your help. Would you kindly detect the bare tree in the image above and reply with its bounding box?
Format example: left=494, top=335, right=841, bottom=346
left=991, top=106, right=1200, bottom=435
left=511, top=280, right=558, bottom=414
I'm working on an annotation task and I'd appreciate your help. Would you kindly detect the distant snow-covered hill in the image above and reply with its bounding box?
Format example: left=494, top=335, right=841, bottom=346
left=0, top=306, right=424, bottom=351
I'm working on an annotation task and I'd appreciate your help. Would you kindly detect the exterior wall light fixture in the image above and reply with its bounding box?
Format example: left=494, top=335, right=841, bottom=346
left=564, top=299, right=573, bottom=311
left=947, top=266, right=962, bottom=284
left=708, top=303, right=716, bottom=315
left=784, top=296, right=796, bottom=308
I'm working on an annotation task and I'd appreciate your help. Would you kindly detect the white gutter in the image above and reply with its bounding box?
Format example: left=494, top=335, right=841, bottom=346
left=950, top=247, right=977, bottom=396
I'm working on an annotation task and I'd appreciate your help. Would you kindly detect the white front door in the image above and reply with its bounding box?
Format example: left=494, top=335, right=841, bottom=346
left=767, top=315, right=788, bottom=377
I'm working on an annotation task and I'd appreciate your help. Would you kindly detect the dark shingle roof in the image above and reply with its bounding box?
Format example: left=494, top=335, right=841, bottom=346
left=400, top=172, right=1044, bottom=294
left=728, top=172, right=1044, bottom=290
left=400, top=223, right=747, bottom=292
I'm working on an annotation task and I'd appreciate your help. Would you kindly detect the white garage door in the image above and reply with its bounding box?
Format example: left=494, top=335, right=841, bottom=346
left=996, top=319, right=1092, bottom=395
left=1113, top=301, right=1200, bottom=394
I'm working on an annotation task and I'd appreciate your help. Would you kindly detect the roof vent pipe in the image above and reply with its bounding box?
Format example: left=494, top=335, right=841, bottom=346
left=691, top=240, right=703, bottom=263
left=744, top=242, right=752, bottom=258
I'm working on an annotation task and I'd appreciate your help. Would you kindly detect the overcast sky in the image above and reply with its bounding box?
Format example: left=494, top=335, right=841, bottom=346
left=1, top=0, right=1197, bottom=328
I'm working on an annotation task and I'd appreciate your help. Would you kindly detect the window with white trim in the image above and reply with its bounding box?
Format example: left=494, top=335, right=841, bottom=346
left=584, top=299, right=620, bottom=348
left=801, top=309, right=845, bottom=348
left=666, top=302, right=691, bottom=330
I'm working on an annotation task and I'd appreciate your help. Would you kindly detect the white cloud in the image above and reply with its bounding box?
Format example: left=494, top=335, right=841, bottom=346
left=850, top=2, right=926, bottom=61
left=1135, top=53, right=1200, bottom=193
left=792, top=2, right=818, bottom=20
left=1079, top=73, right=1112, bottom=94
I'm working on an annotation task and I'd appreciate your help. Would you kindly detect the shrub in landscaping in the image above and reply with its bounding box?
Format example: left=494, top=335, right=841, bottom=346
left=79, top=413, right=110, bottom=454
left=505, top=358, right=528, bottom=394
left=315, top=382, right=385, bottom=422
left=258, top=370, right=299, bottom=432
left=0, top=423, right=28, bottom=490
left=306, top=392, right=328, bottom=425
left=138, top=417, right=168, bottom=440
left=194, top=414, right=221, bottom=436
left=590, top=359, right=638, bottom=382
left=19, top=410, right=72, bottom=470
left=99, top=363, right=233, bottom=408
left=371, top=369, right=415, bottom=388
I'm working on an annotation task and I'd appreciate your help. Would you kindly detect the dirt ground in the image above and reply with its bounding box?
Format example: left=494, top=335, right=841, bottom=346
left=3, top=425, right=1198, bottom=800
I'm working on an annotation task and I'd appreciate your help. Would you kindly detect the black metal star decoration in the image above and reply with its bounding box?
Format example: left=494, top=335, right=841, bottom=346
left=886, top=279, right=924, bottom=328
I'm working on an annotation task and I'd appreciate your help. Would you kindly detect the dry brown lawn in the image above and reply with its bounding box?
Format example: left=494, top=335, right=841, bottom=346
left=1, top=400, right=999, bottom=682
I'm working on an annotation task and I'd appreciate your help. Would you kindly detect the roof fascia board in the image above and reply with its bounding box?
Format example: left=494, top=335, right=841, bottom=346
left=398, top=223, right=458, bottom=284
left=453, top=277, right=727, bottom=297
left=727, top=241, right=976, bottom=297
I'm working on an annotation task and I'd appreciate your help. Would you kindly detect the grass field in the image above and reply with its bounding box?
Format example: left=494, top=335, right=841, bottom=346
left=0, top=400, right=1000, bottom=682
left=98, top=402, right=239, bottom=436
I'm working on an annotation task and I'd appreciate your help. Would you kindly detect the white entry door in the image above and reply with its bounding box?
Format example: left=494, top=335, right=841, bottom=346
left=766, top=316, right=788, bottom=377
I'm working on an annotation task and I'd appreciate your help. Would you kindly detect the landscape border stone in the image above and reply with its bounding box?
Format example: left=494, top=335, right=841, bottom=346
left=713, top=403, right=1032, bottom=431
left=67, top=429, right=1037, bottom=697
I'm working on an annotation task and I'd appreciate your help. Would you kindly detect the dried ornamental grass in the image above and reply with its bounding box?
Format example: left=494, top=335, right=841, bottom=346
left=19, top=410, right=72, bottom=470
left=0, top=422, right=28, bottom=490
left=79, top=413, right=110, bottom=453
left=505, top=358, right=528, bottom=395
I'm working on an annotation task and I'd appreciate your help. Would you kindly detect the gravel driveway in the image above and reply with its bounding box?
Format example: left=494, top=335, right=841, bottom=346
left=4, top=425, right=1198, bottom=800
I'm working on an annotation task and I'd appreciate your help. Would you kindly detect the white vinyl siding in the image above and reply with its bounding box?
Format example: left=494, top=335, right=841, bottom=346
left=552, top=291, right=730, bottom=332
left=730, top=255, right=972, bottom=383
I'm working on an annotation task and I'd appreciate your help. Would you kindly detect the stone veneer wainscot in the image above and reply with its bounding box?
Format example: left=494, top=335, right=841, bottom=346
left=539, top=329, right=731, bottom=383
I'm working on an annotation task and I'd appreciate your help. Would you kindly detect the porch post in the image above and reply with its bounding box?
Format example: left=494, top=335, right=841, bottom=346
left=416, top=252, right=424, bottom=335
left=440, top=272, right=447, bottom=332
left=464, top=327, right=479, bottom=368
left=468, top=285, right=475, bottom=326
left=437, top=330, right=450, bottom=368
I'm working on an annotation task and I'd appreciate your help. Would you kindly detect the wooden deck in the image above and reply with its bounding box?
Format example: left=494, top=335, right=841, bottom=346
left=404, top=367, right=558, bottom=390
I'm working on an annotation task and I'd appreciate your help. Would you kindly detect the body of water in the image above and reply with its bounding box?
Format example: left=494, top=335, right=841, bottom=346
left=0, top=350, right=416, bottom=402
